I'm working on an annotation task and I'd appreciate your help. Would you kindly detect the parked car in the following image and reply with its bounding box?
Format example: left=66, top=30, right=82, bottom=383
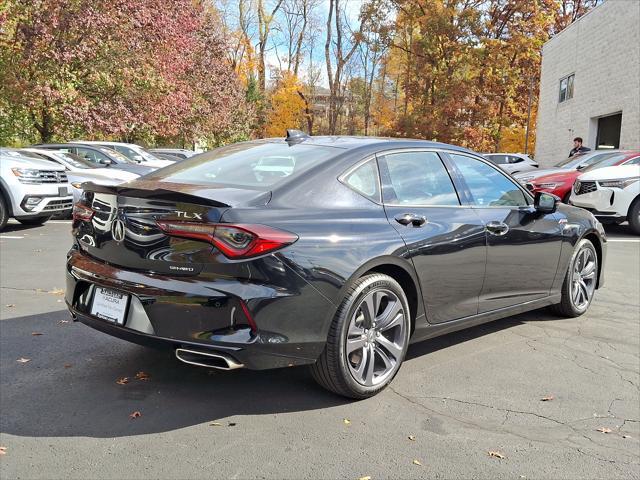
left=0, top=149, right=74, bottom=230
left=35, top=143, right=155, bottom=177
left=72, top=141, right=174, bottom=168
left=149, top=148, right=197, bottom=160
left=66, top=133, right=606, bottom=398
left=514, top=150, right=625, bottom=184
left=20, top=148, right=139, bottom=204
left=524, top=151, right=640, bottom=203
left=570, top=162, right=640, bottom=234
left=482, top=153, right=538, bottom=175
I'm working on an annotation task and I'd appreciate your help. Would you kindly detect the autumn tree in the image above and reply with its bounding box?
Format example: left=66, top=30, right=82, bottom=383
left=0, top=0, right=251, bottom=145
left=265, top=72, right=306, bottom=136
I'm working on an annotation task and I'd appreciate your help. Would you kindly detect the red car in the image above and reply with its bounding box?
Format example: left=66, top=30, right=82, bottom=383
left=526, top=151, right=640, bottom=202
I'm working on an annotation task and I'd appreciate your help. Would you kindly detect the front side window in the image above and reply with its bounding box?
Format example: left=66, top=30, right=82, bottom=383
left=379, top=151, right=459, bottom=206
left=343, top=160, right=380, bottom=202
left=450, top=154, right=529, bottom=207
left=559, top=74, right=575, bottom=103
left=75, top=147, right=109, bottom=165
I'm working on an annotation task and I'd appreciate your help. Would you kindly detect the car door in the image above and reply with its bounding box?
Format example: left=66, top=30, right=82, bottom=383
left=444, top=152, right=563, bottom=312
left=377, top=150, right=487, bottom=324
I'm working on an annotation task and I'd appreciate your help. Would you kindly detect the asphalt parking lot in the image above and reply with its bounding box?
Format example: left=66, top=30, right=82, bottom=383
left=1, top=220, right=638, bottom=479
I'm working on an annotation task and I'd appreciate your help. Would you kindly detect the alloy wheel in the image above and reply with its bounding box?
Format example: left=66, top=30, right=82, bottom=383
left=345, top=288, right=407, bottom=387
left=570, top=246, right=597, bottom=310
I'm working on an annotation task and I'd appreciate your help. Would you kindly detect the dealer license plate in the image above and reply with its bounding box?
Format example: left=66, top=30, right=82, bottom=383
left=90, top=287, right=129, bottom=325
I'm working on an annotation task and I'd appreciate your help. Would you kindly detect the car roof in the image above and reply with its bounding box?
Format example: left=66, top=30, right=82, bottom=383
left=254, top=136, right=479, bottom=156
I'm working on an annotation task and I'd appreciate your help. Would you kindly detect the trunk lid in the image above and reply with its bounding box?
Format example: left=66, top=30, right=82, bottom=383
left=75, top=182, right=270, bottom=275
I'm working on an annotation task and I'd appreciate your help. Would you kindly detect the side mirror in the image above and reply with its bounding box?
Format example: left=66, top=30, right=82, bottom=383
left=534, top=191, right=559, bottom=213
left=100, top=159, right=112, bottom=166
left=134, top=155, right=144, bottom=163
left=576, top=164, right=587, bottom=170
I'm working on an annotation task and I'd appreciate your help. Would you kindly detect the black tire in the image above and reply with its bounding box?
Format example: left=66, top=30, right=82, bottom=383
left=551, top=238, right=598, bottom=317
left=628, top=197, right=640, bottom=235
left=311, top=273, right=411, bottom=399
left=562, top=191, right=572, bottom=204
left=0, top=195, right=8, bottom=232
left=17, top=215, right=52, bottom=226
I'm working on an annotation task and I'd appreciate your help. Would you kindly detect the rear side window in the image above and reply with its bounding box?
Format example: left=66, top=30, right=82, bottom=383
left=379, top=151, right=460, bottom=206
left=450, top=154, right=529, bottom=207
left=150, top=142, right=337, bottom=189
left=486, top=155, right=507, bottom=165
left=343, top=160, right=380, bottom=202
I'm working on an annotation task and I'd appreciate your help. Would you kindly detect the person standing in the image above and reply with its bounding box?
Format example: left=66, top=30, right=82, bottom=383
left=569, top=137, right=591, bottom=157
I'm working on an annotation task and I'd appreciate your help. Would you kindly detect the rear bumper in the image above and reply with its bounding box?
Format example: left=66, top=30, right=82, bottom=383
left=66, top=249, right=334, bottom=370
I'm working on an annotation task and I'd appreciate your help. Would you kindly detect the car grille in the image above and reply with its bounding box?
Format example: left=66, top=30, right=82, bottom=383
left=574, top=181, right=597, bottom=195
left=40, top=171, right=68, bottom=183
left=18, top=171, right=68, bottom=184
left=43, top=199, right=73, bottom=211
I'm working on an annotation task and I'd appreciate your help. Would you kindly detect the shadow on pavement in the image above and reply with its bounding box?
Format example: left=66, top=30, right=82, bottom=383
left=0, top=307, right=559, bottom=439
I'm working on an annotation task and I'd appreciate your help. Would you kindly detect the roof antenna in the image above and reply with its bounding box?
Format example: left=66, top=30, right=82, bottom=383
left=285, top=129, right=310, bottom=145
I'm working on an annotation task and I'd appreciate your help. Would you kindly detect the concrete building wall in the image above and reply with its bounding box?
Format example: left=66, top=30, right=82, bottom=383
left=535, top=0, right=640, bottom=167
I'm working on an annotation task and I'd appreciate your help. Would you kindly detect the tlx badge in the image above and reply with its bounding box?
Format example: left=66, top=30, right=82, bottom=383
left=175, top=211, right=203, bottom=220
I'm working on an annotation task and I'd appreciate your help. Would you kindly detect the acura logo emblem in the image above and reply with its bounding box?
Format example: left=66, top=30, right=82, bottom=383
left=112, top=218, right=126, bottom=243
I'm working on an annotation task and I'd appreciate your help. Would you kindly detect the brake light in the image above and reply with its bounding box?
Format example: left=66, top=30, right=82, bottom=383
left=155, top=221, right=298, bottom=259
left=72, top=203, right=94, bottom=222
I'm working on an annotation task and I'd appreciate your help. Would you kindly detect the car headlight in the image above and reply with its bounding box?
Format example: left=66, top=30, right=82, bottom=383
left=597, top=177, right=639, bottom=189
left=71, top=182, right=83, bottom=189
left=11, top=167, right=42, bottom=184
left=518, top=175, right=534, bottom=182
left=535, top=182, right=560, bottom=189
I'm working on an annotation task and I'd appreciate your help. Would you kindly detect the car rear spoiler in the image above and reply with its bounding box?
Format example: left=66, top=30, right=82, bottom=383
left=82, top=181, right=272, bottom=208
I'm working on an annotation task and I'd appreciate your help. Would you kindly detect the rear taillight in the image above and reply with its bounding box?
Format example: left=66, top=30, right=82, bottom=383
left=155, top=221, right=298, bottom=259
left=72, top=203, right=94, bottom=222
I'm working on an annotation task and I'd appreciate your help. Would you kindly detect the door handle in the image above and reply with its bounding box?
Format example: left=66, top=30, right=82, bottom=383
left=395, top=213, right=427, bottom=227
left=485, top=221, right=509, bottom=236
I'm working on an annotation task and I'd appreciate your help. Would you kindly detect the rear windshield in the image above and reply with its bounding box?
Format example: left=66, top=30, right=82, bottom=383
left=149, top=142, right=338, bottom=189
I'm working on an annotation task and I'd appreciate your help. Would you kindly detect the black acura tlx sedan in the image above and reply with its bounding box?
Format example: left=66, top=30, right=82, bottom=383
left=66, top=131, right=607, bottom=398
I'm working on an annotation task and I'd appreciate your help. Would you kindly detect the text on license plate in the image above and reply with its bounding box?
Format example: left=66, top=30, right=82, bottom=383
left=90, top=287, right=129, bottom=325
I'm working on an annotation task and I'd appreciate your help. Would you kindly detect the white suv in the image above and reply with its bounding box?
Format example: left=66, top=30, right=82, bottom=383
left=0, top=150, right=74, bottom=231
left=570, top=162, right=640, bottom=234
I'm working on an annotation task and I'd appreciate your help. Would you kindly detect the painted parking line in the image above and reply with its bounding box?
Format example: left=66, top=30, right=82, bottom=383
left=49, top=220, right=72, bottom=224
left=607, top=238, right=640, bottom=243
left=0, top=236, right=24, bottom=239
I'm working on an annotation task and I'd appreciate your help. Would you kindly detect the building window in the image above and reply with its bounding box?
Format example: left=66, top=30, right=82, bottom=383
left=559, top=74, right=574, bottom=103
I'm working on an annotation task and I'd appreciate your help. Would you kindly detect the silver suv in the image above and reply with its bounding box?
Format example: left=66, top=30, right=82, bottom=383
left=0, top=149, right=74, bottom=231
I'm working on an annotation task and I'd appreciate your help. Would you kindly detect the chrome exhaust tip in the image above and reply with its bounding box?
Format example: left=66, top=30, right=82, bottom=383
left=175, top=348, right=244, bottom=370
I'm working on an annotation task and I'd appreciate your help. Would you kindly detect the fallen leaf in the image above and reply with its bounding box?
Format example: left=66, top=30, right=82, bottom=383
left=5, top=304, right=15, bottom=308
left=412, top=459, right=422, bottom=466
left=129, top=411, right=141, bottom=419
left=48, top=288, right=65, bottom=296
left=343, top=418, right=351, bottom=425
left=135, top=371, right=150, bottom=381
left=31, top=332, right=43, bottom=336
left=116, top=377, right=129, bottom=385
left=622, top=435, right=632, bottom=439
left=408, top=435, right=416, bottom=441
left=596, top=427, right=612, bottom=434
left=488, top=451, right=505, bottom=459
left=16, top=357, right=30, bottom=364
left=357, top=476, right=371, bottom=480
left=228, top=422, right=237, bottom=427
left=210, top=422, right=223, bottom=427
left=0, top=446, right=6, bottom=455
left=540, top=395, right=554, bottom=402
left=57, top=319, right=69, bottom=324
left=64, top=364, right=72, bottom=369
